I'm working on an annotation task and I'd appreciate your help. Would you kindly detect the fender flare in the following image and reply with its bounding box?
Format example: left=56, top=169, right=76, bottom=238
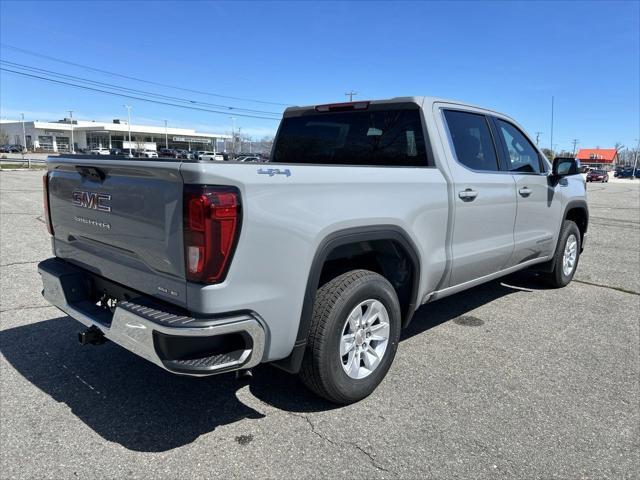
left=273, top=225, right=421, bottom=373
left=562, top=199, right=589, bottom=251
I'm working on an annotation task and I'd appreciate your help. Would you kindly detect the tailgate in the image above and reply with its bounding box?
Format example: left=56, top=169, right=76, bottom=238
left=47, top=158, right=187, bottom=306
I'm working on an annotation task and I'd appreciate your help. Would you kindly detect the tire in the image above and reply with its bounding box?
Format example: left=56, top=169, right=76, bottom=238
left=544, top=220, right=581, bottom=288
left=299, top=270, right=401, bottom=404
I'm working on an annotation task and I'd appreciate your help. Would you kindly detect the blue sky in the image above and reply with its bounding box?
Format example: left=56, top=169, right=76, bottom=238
left=1, top=1, right=638, bottom=152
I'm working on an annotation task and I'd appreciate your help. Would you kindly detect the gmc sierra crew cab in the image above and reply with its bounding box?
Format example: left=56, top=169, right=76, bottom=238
left=38, top=97, right=588, bottom=404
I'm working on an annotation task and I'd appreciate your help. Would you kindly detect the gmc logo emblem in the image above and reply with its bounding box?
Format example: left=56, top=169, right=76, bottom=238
left=72, top=191, right=112, bottom=212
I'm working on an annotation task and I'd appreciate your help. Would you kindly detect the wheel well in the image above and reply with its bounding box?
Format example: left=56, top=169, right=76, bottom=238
left=565, top=207, right=588, bottom=243
left=318, top=239, right=416, bottom=327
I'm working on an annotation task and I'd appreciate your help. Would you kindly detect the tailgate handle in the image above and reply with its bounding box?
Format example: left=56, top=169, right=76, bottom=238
left=76, top=166, right=106, bottom=182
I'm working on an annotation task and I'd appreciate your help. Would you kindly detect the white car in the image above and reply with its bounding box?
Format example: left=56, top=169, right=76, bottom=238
left=198, top=151, right=224, bottom=161
left=90, top=148, right=110, bottom=156
left=136, top=149, right=159, bottom=158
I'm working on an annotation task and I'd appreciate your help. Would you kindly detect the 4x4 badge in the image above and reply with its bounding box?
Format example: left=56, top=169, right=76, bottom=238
left=257, top=168, right=291, bottom=178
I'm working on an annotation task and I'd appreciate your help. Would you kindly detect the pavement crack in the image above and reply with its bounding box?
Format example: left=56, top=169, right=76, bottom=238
left=287, top=412, right=394, bottom=475
left=288, top=412, right=340, bottom=447
left=1, top=260, right=40, bottom=267
left=0, top=304, right=52, bottom=314
left=348, top=441, right=393, bottom=474
left=574, top=279, right=639, bottom=296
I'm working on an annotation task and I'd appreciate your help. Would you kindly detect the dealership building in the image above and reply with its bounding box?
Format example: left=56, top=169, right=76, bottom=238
left=0, top=117, right=230, bottom=152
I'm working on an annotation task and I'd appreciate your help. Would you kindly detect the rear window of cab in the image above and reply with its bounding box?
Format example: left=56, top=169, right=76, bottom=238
left=272, top=108, right=429, bottom=167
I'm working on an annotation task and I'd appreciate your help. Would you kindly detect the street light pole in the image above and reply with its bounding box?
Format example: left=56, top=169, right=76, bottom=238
left=124, top=105, right=132, bottom=157
left=164, top=120, right=168, bottom=149
left=68, top=110, right=75, bottom=153
left=549, top=96, right=554, bottom=156
left=20, top=112, right=26, bottom=152
left=345, top=90, right=358, bottom=101
left=20, top=112, right=28, bottom=167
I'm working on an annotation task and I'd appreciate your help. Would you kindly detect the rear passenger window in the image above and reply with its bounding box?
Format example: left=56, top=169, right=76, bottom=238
left=444, top=110, right=500, bottom=171
left=496, top=120, right=541, bottom=174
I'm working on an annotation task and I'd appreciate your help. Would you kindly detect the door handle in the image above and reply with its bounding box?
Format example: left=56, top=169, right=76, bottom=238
left=458, top=188, right=478, bottom=202
left=518, top=186, right=532, bottom=197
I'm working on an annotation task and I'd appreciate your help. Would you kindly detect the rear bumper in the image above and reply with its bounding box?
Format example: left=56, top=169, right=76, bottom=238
left=38, top=258, right=265, bottom=376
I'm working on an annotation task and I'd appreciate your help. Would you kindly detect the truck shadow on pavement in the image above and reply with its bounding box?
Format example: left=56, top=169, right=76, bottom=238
left=1, top=271, right=549, bottom=452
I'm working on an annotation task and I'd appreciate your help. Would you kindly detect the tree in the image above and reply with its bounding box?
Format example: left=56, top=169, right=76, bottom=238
left=0, top=128, right=9, bottom=146
left=541, top=148, right=554, bottom=162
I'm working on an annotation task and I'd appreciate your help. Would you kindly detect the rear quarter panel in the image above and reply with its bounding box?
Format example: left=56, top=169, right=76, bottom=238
left=180, top=162, right=448, bottom=361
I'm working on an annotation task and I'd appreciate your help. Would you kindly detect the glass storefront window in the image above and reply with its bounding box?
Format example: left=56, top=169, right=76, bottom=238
left=38, top=136, right=54, bottom=151
left=56, top=137, right=70, bottom=152
left=85, top=131, right=110, bottom=149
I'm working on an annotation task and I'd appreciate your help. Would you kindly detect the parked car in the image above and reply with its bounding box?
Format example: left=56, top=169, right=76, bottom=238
left=39, top=96, right=588, bottom=404
left=110, top=148, right=124, bottom=155
left=237, top=156, right=261, bottom=163
left=158, top=148, right=178, bottom=158
left=586, top=169, right=609, bottom=182
left=175, top=149, right=193, bottom=160
left=615, top=166, right=640, bottom=179
left=198, top=151, right=224, bottom=161
left=1, top=144, right=25, bottom=153
left=89, top=147, right=110, bottom=156
left=135, top=149, right=159, bottom=159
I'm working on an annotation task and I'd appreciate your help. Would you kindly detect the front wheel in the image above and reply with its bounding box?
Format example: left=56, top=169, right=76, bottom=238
left=299, top=270, right=401, bottom=404
left=544, top=220, right=581, bottom=288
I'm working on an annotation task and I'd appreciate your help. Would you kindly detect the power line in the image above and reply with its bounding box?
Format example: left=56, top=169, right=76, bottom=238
left=0, top=67, right=281, bottom=121
left=0, top=42, right=292, bottom=107
left=0, top=59, right=282, bottom=116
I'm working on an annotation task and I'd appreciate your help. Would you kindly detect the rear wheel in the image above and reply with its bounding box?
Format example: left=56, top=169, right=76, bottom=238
left=544, top=220, right=581, bottom=288
left=299, top=270, right=401, bottom=404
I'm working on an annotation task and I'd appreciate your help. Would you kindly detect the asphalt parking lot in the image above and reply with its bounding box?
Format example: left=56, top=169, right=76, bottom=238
left=1, top=170, right=638, bottom=479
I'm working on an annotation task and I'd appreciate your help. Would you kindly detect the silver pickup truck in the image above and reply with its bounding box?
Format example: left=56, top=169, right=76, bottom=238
left=38, top=97, right=588, bottom=404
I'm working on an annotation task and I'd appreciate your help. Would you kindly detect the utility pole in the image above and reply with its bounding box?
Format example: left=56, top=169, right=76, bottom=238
left=571, top=139, right=579, bottom=156
left=549, top=96, right=554, bottom=157
left=68, top=110, right=75, bottom=153
left=633, top=138, right=639, bottom=180
left=124, top=105, right=132, bottom=157
left=164, top=120, right=168, bottom=149
left=535, top=131, right=542, bottom=146
left=345, top=90, right=358, bottom=102
left=230, top=116, right=236, bottom=156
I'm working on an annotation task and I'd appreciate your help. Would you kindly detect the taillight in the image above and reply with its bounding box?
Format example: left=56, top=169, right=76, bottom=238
left=42, top=172, right=54, bottom=235
left=183, top=185, right=241, bottom=284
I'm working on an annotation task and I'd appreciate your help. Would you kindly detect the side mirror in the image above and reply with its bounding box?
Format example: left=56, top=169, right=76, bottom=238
left=552, top=157, right=579, bottom=177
